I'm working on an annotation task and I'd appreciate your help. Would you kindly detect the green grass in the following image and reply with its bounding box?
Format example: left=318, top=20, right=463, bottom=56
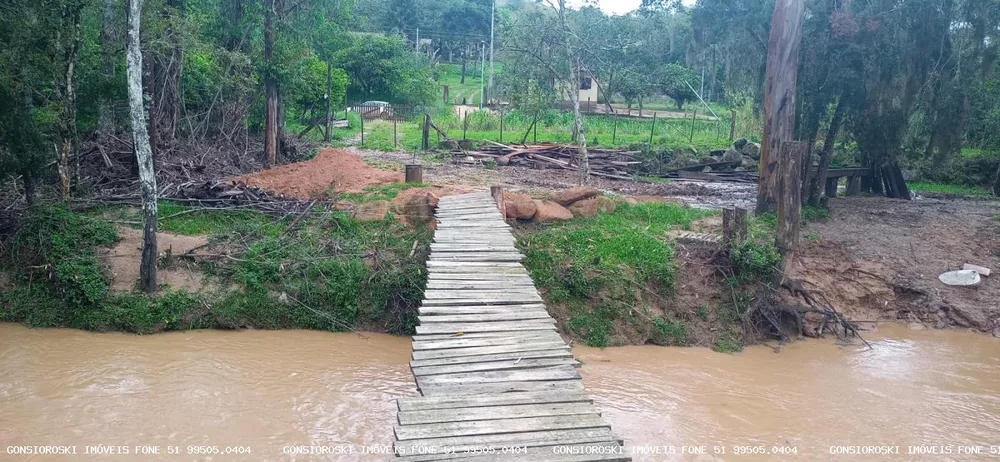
left=961, top=147, right=1000, bottom=158
left=1, top=202, right=431, bottom=336
left=356, top=109, right=733, bottom=154
left=519, top=201, right=712, bottom=347
left=908, top=182, right=993, bottom=196
left=338, top=183, right=429, bottom=202
left=436, top=63, right=484, bottom=106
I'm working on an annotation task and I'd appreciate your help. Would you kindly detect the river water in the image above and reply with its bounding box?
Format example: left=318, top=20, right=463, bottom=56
left=1, top=323, right=997, bottom=461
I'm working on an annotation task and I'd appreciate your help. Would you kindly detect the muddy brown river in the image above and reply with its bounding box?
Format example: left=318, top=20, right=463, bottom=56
left=1, top=323, right=998, bottom=461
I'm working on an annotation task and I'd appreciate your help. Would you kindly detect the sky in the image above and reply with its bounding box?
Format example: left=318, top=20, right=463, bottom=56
left=567, top=0, right=696, bottom=16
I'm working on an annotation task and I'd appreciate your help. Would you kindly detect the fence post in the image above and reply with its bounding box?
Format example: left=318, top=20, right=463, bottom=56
left=463, top=112, right=467, bottom=140
left=729, top=109, right=736, bottom=141
left=533, top=111, right=538, bottom=143
left=689, top=109, right=697, bottom=143
left=393, top=117, right=397, bottom=148
left=360, top=110, right=365, bottom=146
left=612, top=117, right=618, bottom=145
left=648, top=113, right=656, bottom=144
left=499, top=111, right=504, bottom=143
left=422, top=114, right=430, bottom=150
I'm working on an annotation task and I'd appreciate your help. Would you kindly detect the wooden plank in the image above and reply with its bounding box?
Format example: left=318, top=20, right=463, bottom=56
left=425, top=273, right=534, bottom=281
left=426, top=267, right=529, bottom=275
left=413, top=330, right=557, bottom=342
left=424, top=290, right=540, bottom=299
left=393, top=413, right=607, bottom=440
left=397, top=392, right=592, bottom=412
left=412, top=358, right=580, bottom=377
left=394, top=429, right=616, bottom=459
left=399, top=402, right=596, bottom=425
left=411, top=342, right=569, bottom=361
left=398, top=444, right=628, bottom=462
left=417, top=312, right=554, bottom=324
left=418, top=304, right=547, bottom=315
left=429, top=246, right=518, bottom=252
left=415, top=365, right=581, bottom=387
left=421, top=298, right=544, bottom=307
left=412, top=332, right=560, bottom=350
left=410, top=349, right=574, bottom=368
left=430, top=254, right=525, bottom=262
left=427, top=261, right=523, bottom=267
left=426, top=281, right=536, bottom=290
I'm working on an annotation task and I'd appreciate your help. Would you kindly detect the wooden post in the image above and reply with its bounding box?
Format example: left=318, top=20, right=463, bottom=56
left=405, top=164, right=423, bottom=183
left=649, top=113, right=656, bottom=144
left=533, top=112, right=538, bottom=143
left=360, top=113, right=364, bottom=146
left=463, top=113, right=467, bottom=140
left=723, top=207, right=748, bottom=246
left=393, top=117, right=397, bottom=148
left=612, top=117, right=618, bottom=145
left=490, top=185, right=506, bottom=218
left=729, top=109, right=736, bottom=140
left=845, top=176, right=861, bottom=196
left=689, top=109, right=697, bottom=142
left=422, top=114, right=430, bottom=150
left=443, top=85, right=449, bottom=104
left=776, top=140, right=806, bottom=261
left=499, top=111, right=504, bottom=143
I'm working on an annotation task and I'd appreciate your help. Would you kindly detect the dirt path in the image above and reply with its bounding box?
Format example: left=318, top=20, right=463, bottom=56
left=351, top=148, right=756, bottom=209
left=793, top=196, right=1000, bottom=335
left=233, top=148, right=403, bottom=198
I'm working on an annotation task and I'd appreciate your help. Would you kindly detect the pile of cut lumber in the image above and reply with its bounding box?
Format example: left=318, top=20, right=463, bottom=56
left=454, top=141, right=641, bottom=180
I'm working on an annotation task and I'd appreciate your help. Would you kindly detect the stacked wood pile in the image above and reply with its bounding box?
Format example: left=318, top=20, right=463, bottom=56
left=454, top=142, right=641, bottom=180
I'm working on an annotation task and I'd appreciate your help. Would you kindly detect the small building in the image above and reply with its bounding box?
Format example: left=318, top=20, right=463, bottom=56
left=557, top=75, right=600, bottom=105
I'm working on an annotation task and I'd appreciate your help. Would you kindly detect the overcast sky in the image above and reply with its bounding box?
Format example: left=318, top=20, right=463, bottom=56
left=567, top=0, right=696, bottom=16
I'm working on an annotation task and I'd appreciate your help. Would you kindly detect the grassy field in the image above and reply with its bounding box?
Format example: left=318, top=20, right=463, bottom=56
left=908, top=182, right=994, bottom=196
left=354, top=108, right=733, bottom=154
left=436, top=63, right=484, bottom=106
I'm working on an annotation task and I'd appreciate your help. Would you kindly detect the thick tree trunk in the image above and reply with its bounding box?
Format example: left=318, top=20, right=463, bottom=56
left=798, top=112, right=822, bottom=200
left=807, top=97, right=847, bottom=207
left=324, top=60, right=333, bottom=142
left=99, top=0, right=116, bottom=135
left=263, top=0, right=277, bottom=167
left=127, top=0, right=159, bottom=293
left=776, top=141, right=806, bottom=269
left=160, top=0, right=184, bottom=140
left=757, top=0, right=805, bottom=214
left=58, top=3, right=83, bottom=199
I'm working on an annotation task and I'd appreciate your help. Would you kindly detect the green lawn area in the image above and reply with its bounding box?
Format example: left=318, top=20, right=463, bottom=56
left=908, top=182, right=994, bottom=197
left=437, top=62, right=484, bottom=106
left=356, top=109, right=733, bottom=153
left=961, top=147, right=1000, bottom=157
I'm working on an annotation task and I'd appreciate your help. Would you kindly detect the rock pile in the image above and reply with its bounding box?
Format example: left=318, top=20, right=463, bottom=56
left=502, top=187, right=617, bottom=222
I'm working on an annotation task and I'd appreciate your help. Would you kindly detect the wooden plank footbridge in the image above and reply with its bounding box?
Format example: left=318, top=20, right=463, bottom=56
left=393, top=190, right=630, bottom=461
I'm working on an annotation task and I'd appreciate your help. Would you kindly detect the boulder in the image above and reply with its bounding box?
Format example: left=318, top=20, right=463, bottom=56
left=739, top=141, right=761, bottom=160
left=702, top=166, right=713, bottom=173
left=568, top=196, right=617, bottom=218
left=741, top=156, right=758, bottom=170
left=721, top=148, right=743, bottom=164
left=391, top=189, right=439, bottom=226
left=710, top=149, right=728, bottom=157
left=533, top=200, right=574, bottom=222
left=733, top=138, right=748, bottom=150
left=700, top=156, right=721, bottom=164
left=938, top=270, right=981, bottom=287
left=352, top=200, right=390, bottom=222
left=503, top=192, right=537, bottom=220
left=550, top=187, right=600, bottom=206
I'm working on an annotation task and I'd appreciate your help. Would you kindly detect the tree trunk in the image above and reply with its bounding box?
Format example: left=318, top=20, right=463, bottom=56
left=99, top=0, right=116, bottom=135
left=807, top=97, right=847, bottom=207
left=776, top=141, right=806, bottom=270
left=24, top=175, right=37, bottom=208
left=127, top=0, right=159, bottom=293
left=992, top=161, right=1000, bottom=197
left=798, top=111, right=822, bottom=200
left=757, top=0, right=805, bottom=214
left=263, top=0, right=277, bottom=167
left=324, top=60, right=333, bottom=142
left=58, top=2, right=83, bottom=199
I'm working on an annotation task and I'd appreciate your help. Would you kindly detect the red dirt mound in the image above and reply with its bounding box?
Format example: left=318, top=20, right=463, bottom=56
left=233, top=148, right=403, bottom=198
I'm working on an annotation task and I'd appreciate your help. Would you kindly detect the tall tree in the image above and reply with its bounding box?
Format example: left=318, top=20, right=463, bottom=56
left=263, top=0, right=279, bottom=167
left=756, top=0, right=804, bottom=214
left=126, top=0, right=158, bottom=293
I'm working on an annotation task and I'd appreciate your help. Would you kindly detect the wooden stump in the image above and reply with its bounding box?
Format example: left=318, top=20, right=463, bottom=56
left=405, top=164, right=423, bottom=183
left=491, top=186, right=506, bottom=219
left=723, top=207, right=748, bottom=246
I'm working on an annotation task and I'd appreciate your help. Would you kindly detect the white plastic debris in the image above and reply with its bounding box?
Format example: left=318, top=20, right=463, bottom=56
left=962, top=263, right=992, bottom=277
left=938, top=270, right=981, bottom=287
